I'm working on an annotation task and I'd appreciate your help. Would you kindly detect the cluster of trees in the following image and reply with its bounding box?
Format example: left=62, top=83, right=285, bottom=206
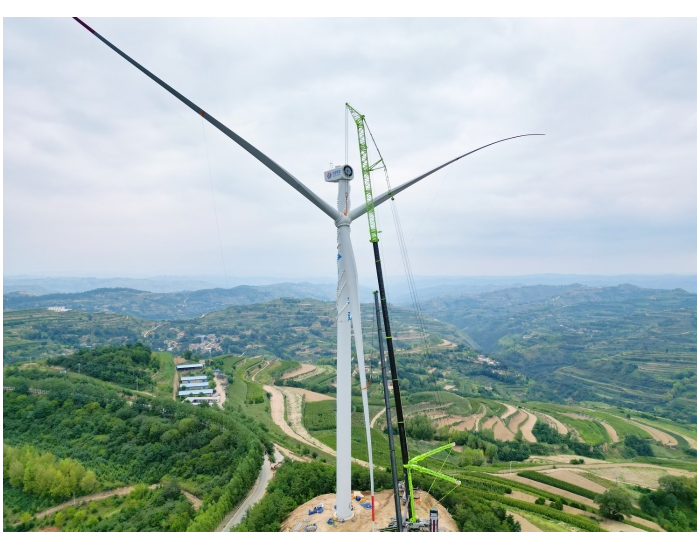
left=621, top=434, right=653, bottom=458
left=406, top=414, right=435, bottom=440
left=638, top=475, right=697, bottom=531
left=49, top=482, right=195, bottom=532
left=4, top=366, right=268, bottom=531
left=531, top=420, right=605, bottom=459
left=4, top=444, right=98, bottom=500
left=47, top=343, right=158, bottom=391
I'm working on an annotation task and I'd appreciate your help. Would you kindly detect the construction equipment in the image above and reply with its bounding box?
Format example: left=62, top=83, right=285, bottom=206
left=347, top=106, right=463, bottom=531
left=304, top=523, right=318, bottom=532
left=308, top=503, right=324, bottom=515
left=347, top=103, right=413, bottom=524
left=404, top=443, right=460, bottom=524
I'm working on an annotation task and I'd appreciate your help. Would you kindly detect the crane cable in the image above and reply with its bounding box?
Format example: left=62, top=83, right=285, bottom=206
left=201, top=119, right=229, bottom=289
left=364, top=122, right=445, bottom=411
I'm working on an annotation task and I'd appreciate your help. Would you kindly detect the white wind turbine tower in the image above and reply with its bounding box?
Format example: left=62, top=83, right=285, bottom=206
left=73, top=18, right=541, bottom=520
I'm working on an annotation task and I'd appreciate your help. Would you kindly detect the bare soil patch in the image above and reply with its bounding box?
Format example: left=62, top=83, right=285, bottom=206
left=499, top=402, right=518, bottom=421
left=438, top=339, right=457, bottom=348
left=588, top=466, right=695, bottom=489
left=508, top=512, right=542, bottom=532
left=214, top=375, right=227, bottom=409
left=455, top=405, right=485, bottom=431
left=629, top=419, right=678, bottom=446
left=495, top=473, right=597, bottom=508
left=370, top=407, right=386, bottom=428
left=264, top=384, right=307, bottom=445
left=599, top=421, right=619, bottom=442
left=480, top=416, right=498, bottom=431
left=280, top=489, right=458, bottom=532
left=285, top=387, right=335, bottom=402
left=508, top=410, right=528, bottom=433
left=520, top=411, right=538, bottom=443
left=182, top=490, right=202, bottom=510
left=436, top=415, right=472, bottom=429
left=492, top=417, right=515, bottom=441
left=281, top=363, right=317, bottom=380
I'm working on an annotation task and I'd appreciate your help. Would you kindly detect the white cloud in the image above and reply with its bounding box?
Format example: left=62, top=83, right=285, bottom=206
left=3, top=17, right=696, bottom=281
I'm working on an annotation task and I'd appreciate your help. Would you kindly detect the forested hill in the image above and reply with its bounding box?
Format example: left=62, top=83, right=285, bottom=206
left=3, top=283, right=348, bottom=320
left=3, top=365, right=269, bottom=531
left=421, top=284, right=697, bottom=422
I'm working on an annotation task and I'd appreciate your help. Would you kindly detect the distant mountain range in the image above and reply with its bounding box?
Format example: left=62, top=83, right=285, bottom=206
left=3, top=284, right=347, bottom=320
left=5, top=273, right=695, bottom=299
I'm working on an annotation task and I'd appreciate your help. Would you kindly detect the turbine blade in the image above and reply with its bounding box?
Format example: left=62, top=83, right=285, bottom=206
left=348, top=133, right=544, bottom=221
left=73, top=18, right=339, bottom=221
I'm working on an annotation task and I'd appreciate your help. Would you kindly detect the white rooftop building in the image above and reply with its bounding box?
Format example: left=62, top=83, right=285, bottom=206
left=176, top=363, right=204, bottom=370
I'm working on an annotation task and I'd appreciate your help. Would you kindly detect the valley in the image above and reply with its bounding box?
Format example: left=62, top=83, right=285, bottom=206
left=3, top=283, right=696, bottom=532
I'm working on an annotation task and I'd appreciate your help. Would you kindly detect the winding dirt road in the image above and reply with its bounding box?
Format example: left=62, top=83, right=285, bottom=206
left=264, top=384, right=374, bottom=468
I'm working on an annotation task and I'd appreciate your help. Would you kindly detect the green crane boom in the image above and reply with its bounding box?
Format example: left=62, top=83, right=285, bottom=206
left=405, top=442, right=461, bottom=523
left=346, top=103, right=384, bottom=243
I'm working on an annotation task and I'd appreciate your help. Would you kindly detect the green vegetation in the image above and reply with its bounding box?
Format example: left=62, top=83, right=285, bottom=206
left=304, top=400, right=336, bottom=431
left=4, top=445, right=98, bottom=506
left=406, top=414, right=435, bottom=440
left=40, top=483, right=194, bottom=532
left=622, top=434, right=653, bottom=458
left=3, top=309, right=149, bottom=365
left=638, top=475, right=697, bottom=531
left=46, top=343, right=157, bottom=391
left=595, top=487, right=634, bottom=520
left=3, top=365, right=266, bottom=531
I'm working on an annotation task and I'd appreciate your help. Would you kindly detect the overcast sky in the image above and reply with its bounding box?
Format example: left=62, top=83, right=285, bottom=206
left=3, top=17, right=697, bottom=287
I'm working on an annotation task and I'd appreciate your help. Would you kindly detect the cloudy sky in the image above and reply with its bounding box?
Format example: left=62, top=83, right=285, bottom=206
left=3, top=17, right=696, bottom=286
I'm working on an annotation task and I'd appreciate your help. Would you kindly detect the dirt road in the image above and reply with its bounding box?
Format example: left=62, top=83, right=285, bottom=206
left=277, top=387, right=338, bottom=456
left=264, top=384, right=373, bottom=469
left=508, top=512, right=542, bottom=532
left=371, top=407, right=386, bottom=428
left=35, top=483, right=201, bottom=520
left=281, top=363, right=316, bottom=380
left=219, top=448, right=283, bottom=531
left=214, top=375, right=227, bottom=409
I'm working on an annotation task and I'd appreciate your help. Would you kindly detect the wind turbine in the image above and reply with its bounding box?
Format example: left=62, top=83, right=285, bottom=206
left=72, top=17, right=541, bottom=521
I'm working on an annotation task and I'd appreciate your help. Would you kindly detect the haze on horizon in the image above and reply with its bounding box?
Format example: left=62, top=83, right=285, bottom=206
left=3, top=18, right=697, bottom=287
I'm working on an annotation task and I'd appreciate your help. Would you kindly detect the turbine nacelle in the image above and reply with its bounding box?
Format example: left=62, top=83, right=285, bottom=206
left=324, top=164, right=354, bottom=182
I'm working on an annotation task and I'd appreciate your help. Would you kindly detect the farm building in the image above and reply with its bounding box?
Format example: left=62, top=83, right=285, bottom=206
left=181, top=382, right=209, bottom=389
left=181, top=375, right=207, bottom=382
left=178, top=389, right=215, bottom=396
left=176, top=363, right=204, bottom=370
left=185, top=396, right=220, bottom=405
